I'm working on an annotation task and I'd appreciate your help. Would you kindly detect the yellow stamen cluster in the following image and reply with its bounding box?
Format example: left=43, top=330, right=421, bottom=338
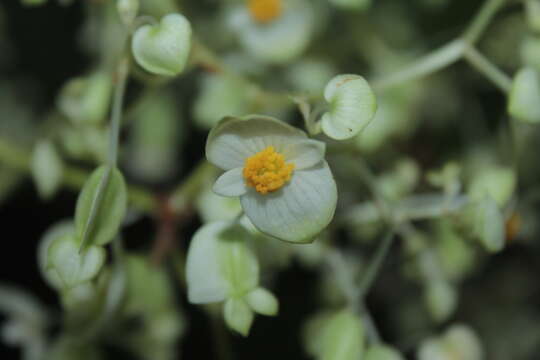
left=243, top=146, right=294, bottom=194
left=247, top=0, right=283, bottom=24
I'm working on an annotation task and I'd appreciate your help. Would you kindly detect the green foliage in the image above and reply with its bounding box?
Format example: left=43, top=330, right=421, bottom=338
left=75, top=166, right=127, bottom=247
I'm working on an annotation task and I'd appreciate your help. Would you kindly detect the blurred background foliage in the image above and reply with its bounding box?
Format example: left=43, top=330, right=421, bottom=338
left=1, top=0, right=540, bottom=359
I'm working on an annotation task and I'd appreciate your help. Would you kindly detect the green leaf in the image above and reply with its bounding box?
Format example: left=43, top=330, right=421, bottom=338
left=364, top=344, right=405, bottom=360
left=508, top=67, right=540, bottom=124
left=475, top=196, right=505, bottom=253
left=75, top=165, right=127, bottom=248
left=31, top=140, right=64, bottom=200
left=425, top=280, right=457, bottom=323
left=320, top=309, right=365, bottom=360
left=47, top=234, right=106, bottom=288
left=37, top=220, right=74, bottom=289
left=223, top=298, right=254, bottom=337
left=186, top=221, right=259, bottom=304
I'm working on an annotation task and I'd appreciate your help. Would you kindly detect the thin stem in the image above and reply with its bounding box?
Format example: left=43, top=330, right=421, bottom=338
left=356, top=229, right=395, bottom=299
left=462, top=0, right=507, bottom=45
left=108, top=58, right=129, bottom=167
left=463, top=46, right=512, bottom=92
left=372, top=39, right=466, bottom=92
left=354, top=158, right=393, bottom=225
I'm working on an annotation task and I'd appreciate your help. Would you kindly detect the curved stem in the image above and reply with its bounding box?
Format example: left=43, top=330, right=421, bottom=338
left=372, top=39, right=466, bottom=92
left=463, top=46, right=512, bottom=92
left=462, top=0, right=507, bottom=45
left=356, top=229, right=395, bottom=300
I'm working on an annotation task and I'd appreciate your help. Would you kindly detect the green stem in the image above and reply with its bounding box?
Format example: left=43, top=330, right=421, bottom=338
left=356, top=229, right=395, bottom=300
left=463, top=46, right=512, bottom=92
left=462, top=0, right=507, bottom=45
left=372, top=39, right=466, bottom=92
left=108, top=58, right=129, bottom=167
left=354, top=158, right=393, bottom=224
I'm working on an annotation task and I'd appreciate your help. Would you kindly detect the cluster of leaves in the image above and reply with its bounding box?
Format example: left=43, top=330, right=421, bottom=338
left=2, top=0, right=540, bottom=359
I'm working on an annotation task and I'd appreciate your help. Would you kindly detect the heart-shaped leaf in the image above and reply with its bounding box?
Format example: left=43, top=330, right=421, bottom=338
left=131, top=13, right=192, bottom=76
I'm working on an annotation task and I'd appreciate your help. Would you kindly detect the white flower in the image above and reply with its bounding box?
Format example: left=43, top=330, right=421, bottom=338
left=206, top=115, right=337, bottom=243
left=227, top=0, right=315, bottom=64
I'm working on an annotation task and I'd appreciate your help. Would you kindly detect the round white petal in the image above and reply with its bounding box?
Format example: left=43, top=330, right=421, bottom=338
left=185, top=222, right=230, bottom=304
left=205, top=115, right=307, bottom=170
left=213, top=167, right=247, bottom=197
left=282, top=139, right=326, bottom=170
left=322, top=74, right=377, bottom=140
left=240, top=161, right=337, bottom=243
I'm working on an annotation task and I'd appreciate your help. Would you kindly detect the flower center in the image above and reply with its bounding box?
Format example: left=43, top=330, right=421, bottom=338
left=243, top=146, right=294, bottom=194
left=247, top=0, right=282, bottom=24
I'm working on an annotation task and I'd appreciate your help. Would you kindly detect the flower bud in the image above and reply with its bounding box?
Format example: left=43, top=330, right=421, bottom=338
left=47, top=234, right=106, bottom=289
left=132, top=13, right=192, bottom=76
left=508, top=67, right=540, bottom=123
left=322, top=74, right=377, bottom=140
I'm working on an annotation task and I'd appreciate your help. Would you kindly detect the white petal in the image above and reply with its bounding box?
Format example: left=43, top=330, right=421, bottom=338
left=282, top=139, right=326, bottom=170
left=240, top=161, right=337, bottom=243
left=213, top=167, right=247, bottom=197
left=206, top=115, right=307, bottom=170
left=186, top=222, right=230, bottom=303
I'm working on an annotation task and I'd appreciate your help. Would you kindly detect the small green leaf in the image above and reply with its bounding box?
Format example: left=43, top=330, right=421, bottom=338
left=75, top=165, right=127, bottom=248
left=364, top=344, right=405, bottom=360
left=321, top=309, right=365, bottom=360
left=186, top=221, right=259, bottom=304
left=47, top=234, right=106, bottom=288
left=31, top=140, right=64, bottom=200
left=245, top=287, right=278, bottom=316
left=37, top=220, right=74, bottom=289
left=223, top=298, right=254, bottom=337
left=425, top=280, right=457, bottom=323
left=475, top=196, right=505, bottom=253
left=508, top=67, right=540, bottom=124
left=57, top=71, right=113, bottom=126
